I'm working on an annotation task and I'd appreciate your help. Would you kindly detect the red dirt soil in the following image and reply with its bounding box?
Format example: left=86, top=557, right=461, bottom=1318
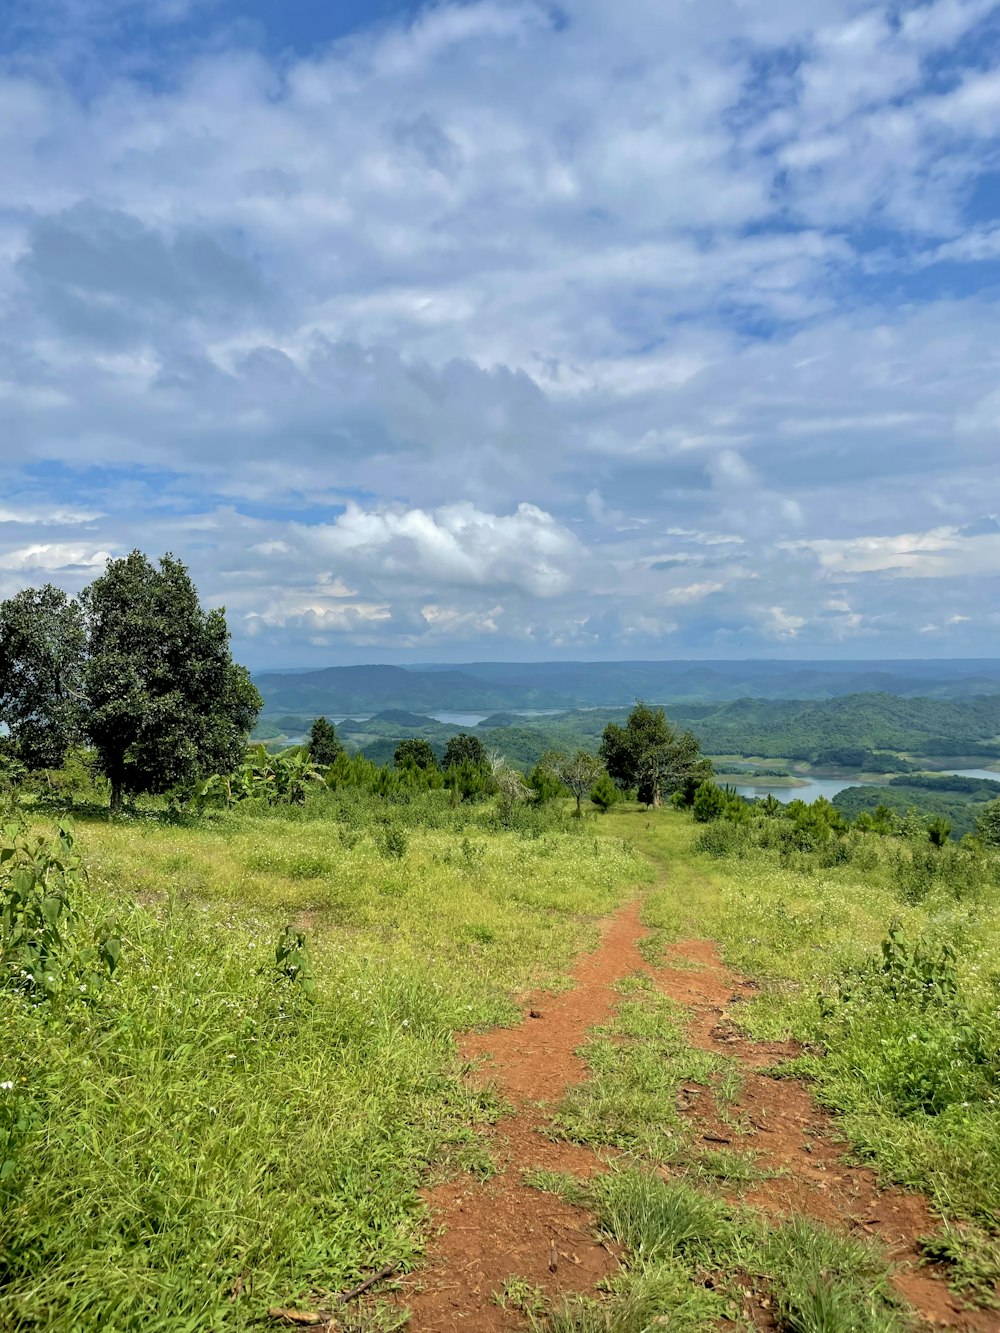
left=393, top=897, right=999, bottom=1333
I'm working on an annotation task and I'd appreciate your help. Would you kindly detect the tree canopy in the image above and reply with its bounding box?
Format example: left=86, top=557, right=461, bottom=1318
left=442, top=733, right=487, bottom=771
left=0, top=552, right=261, bottom=811
left=600, top=702, right=710, bottom=806
left=394, top=738, right=438, bottom=771
left=0, top=585, right=85, bottom=770
left=308, top=717, right=343, bottom=766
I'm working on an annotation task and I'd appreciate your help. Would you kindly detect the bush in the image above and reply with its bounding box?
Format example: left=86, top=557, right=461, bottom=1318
left=590, top=773, right=620, bottom=813
left=817, top=923, right=998, bottom=1117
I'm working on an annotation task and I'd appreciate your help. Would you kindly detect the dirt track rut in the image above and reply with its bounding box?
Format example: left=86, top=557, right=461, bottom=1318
left=396, top=893, right=998, bottom=1332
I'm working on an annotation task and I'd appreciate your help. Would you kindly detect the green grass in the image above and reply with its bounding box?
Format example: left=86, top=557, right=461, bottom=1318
left=0, top=795, right=646, bottom=1331
left=591, top=806, right=1000, bottom=1304
left=548, top=978, right=744, bottom=1178
left=528, top=1168, right=908, bottom=1333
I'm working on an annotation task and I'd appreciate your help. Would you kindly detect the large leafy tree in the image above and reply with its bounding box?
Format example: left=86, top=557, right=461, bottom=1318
left=0, top=551, right=261, bottom=812
left=600, top=702, right=710, bottom=807
left=0, top=586, right=86, bottom=769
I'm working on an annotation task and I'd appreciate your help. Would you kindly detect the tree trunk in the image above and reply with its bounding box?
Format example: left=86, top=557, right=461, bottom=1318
left=575, top=791, right=582, bottom=816
left=110, top=781, right=124, bottom=815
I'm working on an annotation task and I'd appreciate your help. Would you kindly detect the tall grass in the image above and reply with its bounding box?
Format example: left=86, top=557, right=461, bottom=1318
left=1, top=794, right=646, bottom=1330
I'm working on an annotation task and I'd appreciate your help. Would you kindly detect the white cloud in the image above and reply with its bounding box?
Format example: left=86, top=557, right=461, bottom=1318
left=0, top=0, right=998, bottom=659
left=297, top=500, right=583, bottom=597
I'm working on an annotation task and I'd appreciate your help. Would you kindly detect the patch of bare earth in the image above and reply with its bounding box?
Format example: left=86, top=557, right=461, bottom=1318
left=395, top=903, right=997, bottom=1332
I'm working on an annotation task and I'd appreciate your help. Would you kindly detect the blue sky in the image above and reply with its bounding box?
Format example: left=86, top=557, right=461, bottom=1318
left=2, top=0, right=1000, bottom=666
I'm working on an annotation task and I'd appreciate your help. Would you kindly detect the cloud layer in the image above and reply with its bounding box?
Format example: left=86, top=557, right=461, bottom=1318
left=1, top=0, right=999, bottom=662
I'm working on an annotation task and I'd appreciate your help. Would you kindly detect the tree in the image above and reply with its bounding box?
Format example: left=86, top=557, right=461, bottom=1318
left=443, top=733, right=486, bottom=771
left=528, top=761, right=565, bottom=802
left=927, top=815, right=952, bottom=848
left=543, top=749, right=605, bottom=816
left=0, top=551, right=261, bottom=813
left=976, top=799, right=1000, bottom=847
left=600, top=702, right=710, bottom=807
left=487, top=751, right=532, bottom=815
left=394, top=738, right=438, bottom=771
left=0, top=586, right=85, bottom=769
left=590, top=772, right=620, bottom=813
left=308, top=716, right=343, bottom=766
left=692, top=780, right=728, bottom=823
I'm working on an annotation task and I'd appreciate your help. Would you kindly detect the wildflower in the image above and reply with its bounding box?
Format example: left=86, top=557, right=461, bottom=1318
left=0, top=1081, right=13, bottom=1091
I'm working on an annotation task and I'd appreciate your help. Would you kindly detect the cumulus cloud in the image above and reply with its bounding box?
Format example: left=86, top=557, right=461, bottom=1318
left=0, top=0, right=998, bottom=660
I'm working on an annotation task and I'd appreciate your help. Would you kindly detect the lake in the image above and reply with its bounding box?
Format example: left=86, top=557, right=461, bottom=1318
left=731, top=767, right=1000, bottom=804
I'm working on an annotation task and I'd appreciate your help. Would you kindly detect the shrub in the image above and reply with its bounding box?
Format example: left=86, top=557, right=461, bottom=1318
left=1, top=821, right=119, bottom=1005
left=591, top=773, right=621, bottom=813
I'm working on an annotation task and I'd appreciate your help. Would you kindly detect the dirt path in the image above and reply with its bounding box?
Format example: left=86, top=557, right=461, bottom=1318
left=399, top=900, right=648, bottom=1332
left=652, top=939, right=999, bottom=1333
left=396, top=894, right=998, bottom=1332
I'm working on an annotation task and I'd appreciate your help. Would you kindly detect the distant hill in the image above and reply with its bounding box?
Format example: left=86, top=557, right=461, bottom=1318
left=254, top=659, right=1000, bottom=715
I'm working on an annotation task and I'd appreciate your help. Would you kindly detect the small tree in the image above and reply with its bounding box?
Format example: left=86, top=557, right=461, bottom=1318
left=394, top=738, right=438, bottom=771
left=308, top=717, right=342, bottom=767
left=488, top=751, right=532, bottom=816
left=692, top=780, right=728, bottom=823
left=528, top=761, right=565, bottom=803
left=976, top=799, right=1000, bottom=847
left=590, top=772, right=620, bottom=813
left=927, top=816, right=952, bottom=848
left=544, top=750, right=605, bottom=817
left=443, top=733, right=486, bottom=771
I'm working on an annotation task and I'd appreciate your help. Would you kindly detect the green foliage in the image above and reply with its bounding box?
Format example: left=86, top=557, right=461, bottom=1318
left=0, top=821, right=119, bottom=1005
left=691, top=780, right=727, bottom=822
left=976, top=798, right=1000, bottom=847
left=590, top=772, right=620, bottom=812
left=272, top=924, right=315, bottom=1000
left=394, top=737, right=438, bottom=771
left=307, top=716, right=342, bottom=767
left=202, top=747, right=323, bottom=807
left=601, top=703, right=709, bottom=807
left=815, top=923, right=995, bottom=1118
left=919, top=1221, right=1000, bottom=1308
left=528, top=760, right=565, bottom=802
left=0, top=553, right=261, bottom=812
left=927, top=815, right=952, bottom=847
left=442, top=733, right=487, bottom=771
left=0, top=585, right=86, bottom=770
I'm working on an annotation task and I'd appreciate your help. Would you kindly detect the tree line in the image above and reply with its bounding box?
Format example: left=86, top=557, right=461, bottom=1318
left=1, top=553, right=712, bottom=816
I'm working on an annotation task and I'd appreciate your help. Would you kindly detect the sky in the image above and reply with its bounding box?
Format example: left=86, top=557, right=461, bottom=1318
left=2, top=0, right=1000, bottom=666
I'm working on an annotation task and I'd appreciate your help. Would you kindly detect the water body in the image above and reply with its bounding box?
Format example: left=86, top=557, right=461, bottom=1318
left=427, top=709, right=565, bottom=726
left=731, top=767, right=1000, bottom=805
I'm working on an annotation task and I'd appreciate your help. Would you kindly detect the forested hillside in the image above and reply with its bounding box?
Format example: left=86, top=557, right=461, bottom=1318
left=254, top=660, right=1000, bottom=716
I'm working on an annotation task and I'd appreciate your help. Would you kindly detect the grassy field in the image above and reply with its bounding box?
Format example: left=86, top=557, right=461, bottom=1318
left=0, top=793, right=646, bottom=1331
left=620, top=810, right=1000, bottom=1223
left=4, top=787, right=1000, bottom=1329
